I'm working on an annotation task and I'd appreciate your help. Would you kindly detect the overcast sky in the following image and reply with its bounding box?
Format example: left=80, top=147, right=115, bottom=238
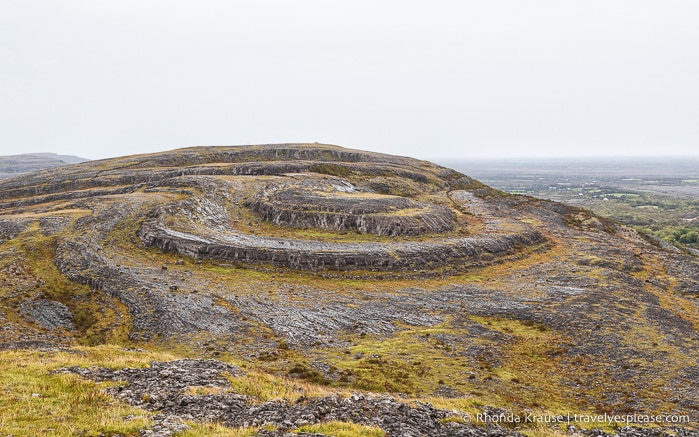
left=1, top=1, right=698, bottom=161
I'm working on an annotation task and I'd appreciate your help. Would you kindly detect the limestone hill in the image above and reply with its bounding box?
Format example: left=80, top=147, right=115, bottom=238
left=0, top=152, right=88, bottom=179
left=0, top=144, right=697, bottom=436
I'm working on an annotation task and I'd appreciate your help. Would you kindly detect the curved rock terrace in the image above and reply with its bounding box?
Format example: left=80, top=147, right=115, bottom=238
left=0, top=143, right=545, bottom=276
left=113, top=146, right=544, bottom=275
left=244, top=177, right=456, bottom=236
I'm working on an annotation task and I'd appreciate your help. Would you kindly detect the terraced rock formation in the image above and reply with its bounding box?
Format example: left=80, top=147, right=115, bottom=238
left=139, top=182, right=544, bottom=273
left=244, top=177, right=456, bottom=236
left=0, top=143, right=698, bottom=436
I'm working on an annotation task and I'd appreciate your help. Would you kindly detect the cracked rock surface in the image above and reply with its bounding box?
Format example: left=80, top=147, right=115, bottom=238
left=19, top=299, right=75, bottom=331
left=58, top=359, right=517, bottom=437
left=59, top=359, right=699, bottom=437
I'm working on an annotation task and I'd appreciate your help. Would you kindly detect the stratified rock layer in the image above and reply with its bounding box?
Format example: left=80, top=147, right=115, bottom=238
left=244, top=177, right=456, bottom=236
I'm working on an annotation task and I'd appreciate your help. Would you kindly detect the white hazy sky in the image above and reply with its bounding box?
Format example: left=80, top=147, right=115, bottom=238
left=1, top=1, right=698, bottom=160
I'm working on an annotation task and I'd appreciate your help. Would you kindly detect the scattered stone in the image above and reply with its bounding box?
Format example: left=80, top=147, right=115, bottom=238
left=59, top=359, right=523, bottom=437
left=61, top=358, right=699, bottom=437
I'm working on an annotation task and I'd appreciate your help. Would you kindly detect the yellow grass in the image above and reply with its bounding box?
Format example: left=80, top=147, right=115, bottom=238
left=0, top=345, right=178, bottom=436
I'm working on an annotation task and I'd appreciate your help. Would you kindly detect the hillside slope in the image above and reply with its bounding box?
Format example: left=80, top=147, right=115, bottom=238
left=0, top=144, right=697, bottom=436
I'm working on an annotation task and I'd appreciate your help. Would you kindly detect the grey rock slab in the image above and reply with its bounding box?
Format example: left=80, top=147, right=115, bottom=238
left=19, top=299, right=75, bottom=331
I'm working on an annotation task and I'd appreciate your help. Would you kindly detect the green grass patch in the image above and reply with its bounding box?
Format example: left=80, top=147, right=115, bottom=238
left=294, top=421, right=385, bottom=437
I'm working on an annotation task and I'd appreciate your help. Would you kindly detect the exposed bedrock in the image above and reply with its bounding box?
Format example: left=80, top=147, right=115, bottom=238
left=244, top=178, right=456, bottom=236
left=138, top=215, right=546, bottom=273
left=50, top=202, right=253, bottom=341
left=59, top=359, right=523, bottom=437
left=129, top=169, right=547, bottom=274
left=61, top=359, right=699, bottom=437
left=54, top=238, right=252, bottom=341
left=19, top=299, right=75, bottom=331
